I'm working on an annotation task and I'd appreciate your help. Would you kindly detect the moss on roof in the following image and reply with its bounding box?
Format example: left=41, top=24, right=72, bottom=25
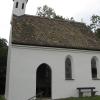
left=12, top=15, right=100, bottom=50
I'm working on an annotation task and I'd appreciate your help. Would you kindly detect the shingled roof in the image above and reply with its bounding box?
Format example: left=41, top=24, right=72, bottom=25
left=12, top=14, right=100, bottom=50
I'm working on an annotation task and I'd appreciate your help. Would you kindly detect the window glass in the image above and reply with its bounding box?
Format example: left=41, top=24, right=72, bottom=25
left=65, top=57, right=72, bottom=79
left=16, top=2, right=18, bottom=8
left=91, top=57, right=97, bottom=79
left=22, top=3, right=24, bottom=9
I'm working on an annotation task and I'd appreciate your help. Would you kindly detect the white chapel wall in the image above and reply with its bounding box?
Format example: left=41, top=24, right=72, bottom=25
left=13, top=0, right=27, bottom=16
left=6, top=45, right=100, bottom=100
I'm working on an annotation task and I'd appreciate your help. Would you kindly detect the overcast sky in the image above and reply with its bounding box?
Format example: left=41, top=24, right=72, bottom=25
left=0, top=0, right=100, bottom=41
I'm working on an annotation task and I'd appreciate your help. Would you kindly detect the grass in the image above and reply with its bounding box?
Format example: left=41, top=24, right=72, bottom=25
left=0, top=96, right=5, bottom=100
left=0, top=96, right=100, bottom=100
left=58, top=96, right=100, bottom=100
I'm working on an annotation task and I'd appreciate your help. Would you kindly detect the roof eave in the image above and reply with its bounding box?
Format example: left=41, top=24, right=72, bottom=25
left=12, top=42, right=100, bottom=51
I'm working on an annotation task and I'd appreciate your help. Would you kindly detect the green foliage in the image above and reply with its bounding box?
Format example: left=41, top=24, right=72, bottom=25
left=89, top=15, right=100, bottom=38
left=0, top=48, right=8, bottom=56
left=96, top=28, right=100, bottom=38
left=0, top=37, right=8, bottom=94
left=70, top=17, right=75, bottom=21
left=57, top=96, right=100, bottom=100
left=0, top=96, right=5, bottom=100
left=90, top=15, right=100, bottom=31
left=54, top=15, right=66, bottom=20
left=0, top=37, right=8, bottom=56
left=36, top=5, right=56, bottom=18
left=0, top=38, right=7, bottom=48
left=36, top=5, right=75, bottom=21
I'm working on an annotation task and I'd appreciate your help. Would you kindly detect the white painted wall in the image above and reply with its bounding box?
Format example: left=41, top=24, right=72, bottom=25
left=5, top=45, right=100, bottom=100
left=13, top=0, right=27, bottom=16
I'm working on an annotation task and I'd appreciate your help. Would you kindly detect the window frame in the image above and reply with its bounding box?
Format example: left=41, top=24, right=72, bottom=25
left=65, top=55, right=73, bottom=80
left=91, top=56, right=100, bottom=80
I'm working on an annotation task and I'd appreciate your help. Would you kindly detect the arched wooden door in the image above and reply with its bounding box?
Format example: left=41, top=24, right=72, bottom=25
left=36, top=63, right=51, bottom=98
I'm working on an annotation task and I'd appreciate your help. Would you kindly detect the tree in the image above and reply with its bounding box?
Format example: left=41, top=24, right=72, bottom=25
left=90, top=15, right=100, bottom=31
left=0, top=38, right=7, bottom=48
left=0, top=37, right=8, bottom=95
left=36, top=5, right=76, bottom=22
left=36, top=5, right=56, bottom=18
left=89, top=15, right=100, bottom=38
left=54, top=15, right=66, bottom=20
left=96, top=28, right=100, bottom=38
left=70, top=17, right=75, bottom=21
left=36, top=5, right=67, bottom=20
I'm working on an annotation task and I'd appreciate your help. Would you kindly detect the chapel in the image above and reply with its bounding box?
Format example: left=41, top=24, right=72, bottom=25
left=5, top=0, right=100, bottom=100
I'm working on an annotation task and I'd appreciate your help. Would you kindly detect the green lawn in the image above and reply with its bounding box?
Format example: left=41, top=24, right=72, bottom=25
left=58, top=96, right=100, bottom=100
left=0, top=96, right=5, bottom=100
left=0, top=96, right=100, bottom=100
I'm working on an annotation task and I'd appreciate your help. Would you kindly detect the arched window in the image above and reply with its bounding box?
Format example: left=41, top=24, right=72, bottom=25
left=16, top=2, right=18, bottom=8
left=91, top=57, right=97, bottom=79
left=65, top=57, right=72, bottom=79
left=22, top=3, right=24, bottom=9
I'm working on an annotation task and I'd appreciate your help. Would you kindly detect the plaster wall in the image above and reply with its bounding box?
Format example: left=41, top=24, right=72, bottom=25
left=6, top=45, right=100, bottom=100
left=13, top=0, right=27, bottom=16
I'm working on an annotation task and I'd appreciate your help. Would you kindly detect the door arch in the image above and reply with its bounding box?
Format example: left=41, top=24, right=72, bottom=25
left=36, top=63, right=51, bottom=98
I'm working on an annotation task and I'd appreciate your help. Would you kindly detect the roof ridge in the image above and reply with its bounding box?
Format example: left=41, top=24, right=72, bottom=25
left=19, top=14, right=85, bottom=25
